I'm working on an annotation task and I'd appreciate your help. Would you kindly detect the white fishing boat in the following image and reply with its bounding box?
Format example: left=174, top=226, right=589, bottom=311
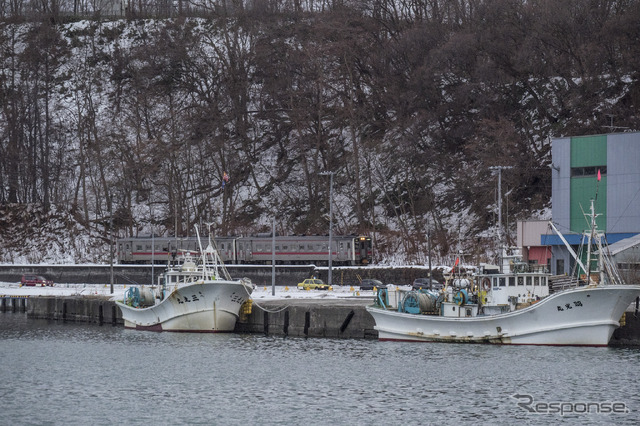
left=116, top=227, right=253, bottom=332
left=366, top=199, right=640, bottom=346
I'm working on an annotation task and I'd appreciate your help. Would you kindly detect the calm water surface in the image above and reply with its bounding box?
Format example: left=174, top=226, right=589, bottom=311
left=1, top=313, right=639, bottom=425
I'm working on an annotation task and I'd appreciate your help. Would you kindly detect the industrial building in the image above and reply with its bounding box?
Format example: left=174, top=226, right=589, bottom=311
left=543, top=132, right=640, bottom=275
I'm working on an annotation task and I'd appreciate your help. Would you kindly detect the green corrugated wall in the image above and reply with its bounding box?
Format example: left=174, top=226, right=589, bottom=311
left=570, top=135, right=607, bottom=232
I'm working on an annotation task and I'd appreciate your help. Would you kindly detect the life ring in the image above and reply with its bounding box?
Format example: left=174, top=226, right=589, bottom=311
left=481, top=277, right=491, bottom=291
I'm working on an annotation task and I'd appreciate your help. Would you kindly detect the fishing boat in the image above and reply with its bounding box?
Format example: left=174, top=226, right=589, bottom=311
left=366, top=199, right=640, bottom=346
left=116, top=227, right=253, bottom=332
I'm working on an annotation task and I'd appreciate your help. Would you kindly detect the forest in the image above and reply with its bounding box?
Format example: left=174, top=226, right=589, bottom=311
left=1, top=0, right=639, bottom=264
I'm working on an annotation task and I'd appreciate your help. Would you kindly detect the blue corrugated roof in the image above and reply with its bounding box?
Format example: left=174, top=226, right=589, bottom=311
left=541, top=233, right=638, bottom=246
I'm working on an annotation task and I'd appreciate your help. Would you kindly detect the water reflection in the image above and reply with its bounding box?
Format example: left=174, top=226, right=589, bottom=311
left=1, top=313, right=639, bottom=425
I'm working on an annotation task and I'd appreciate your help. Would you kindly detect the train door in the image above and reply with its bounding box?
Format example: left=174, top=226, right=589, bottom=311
left=237, top=240, right=246, bottom=264
left=118, top=241, right=133, bottom=264
left=356, top=236, right=372, bottom=265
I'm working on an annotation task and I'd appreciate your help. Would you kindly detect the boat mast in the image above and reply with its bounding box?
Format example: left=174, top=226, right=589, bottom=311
left=585, top=199, right=597, bottom=285
left=490, top=166, right=512, bottom=272
left=194, top=225, right=206, bottom=280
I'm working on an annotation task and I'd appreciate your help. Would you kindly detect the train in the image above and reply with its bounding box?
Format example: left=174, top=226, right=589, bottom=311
left=117, top=234, right=373, bottom=266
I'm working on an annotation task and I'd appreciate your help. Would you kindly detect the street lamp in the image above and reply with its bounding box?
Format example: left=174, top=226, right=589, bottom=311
left=319, top=171, right=335, bottom=287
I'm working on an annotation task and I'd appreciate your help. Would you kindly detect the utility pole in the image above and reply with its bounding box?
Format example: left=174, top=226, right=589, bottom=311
left=320, top=171, right=335, bottom=287
left=272, top=218, right=276, bottom=296
left=109, top=194, right=114, bottom=294
left=427, top=218, right=432, bottom=287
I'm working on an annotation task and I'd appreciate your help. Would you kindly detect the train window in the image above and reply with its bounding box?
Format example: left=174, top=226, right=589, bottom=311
left=299, top=244, right=304, bottom=250
left=308, top=244, right=313, bottom=250
left=136, top=244, right=142, bottom=251
left=347, top=242, right=351, bottom=249
left=283, top=245, right=288, bottom=250
left=275, top=245, right=280, bottom=250
left=220, top=243, right=225, bottom=249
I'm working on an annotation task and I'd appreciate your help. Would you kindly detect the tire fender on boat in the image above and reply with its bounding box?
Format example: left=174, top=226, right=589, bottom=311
left=481, top=277, right=491, bottom=291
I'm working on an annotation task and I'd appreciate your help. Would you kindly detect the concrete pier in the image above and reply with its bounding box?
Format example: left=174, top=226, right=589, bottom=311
left=1, top=296, right=28, bottom=312
left=14, top=295, right=640, bottom=345
left=27, top=296, right=123, bottom=326
left=235, top=299, right=378, bottom=339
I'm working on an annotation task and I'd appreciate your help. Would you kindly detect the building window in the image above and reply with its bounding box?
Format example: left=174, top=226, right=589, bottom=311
left=571, top=166, right=606, bottom=178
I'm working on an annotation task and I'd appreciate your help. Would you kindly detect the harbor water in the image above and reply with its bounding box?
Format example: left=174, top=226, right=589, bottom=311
left=1, top=313, right=639, bottom=425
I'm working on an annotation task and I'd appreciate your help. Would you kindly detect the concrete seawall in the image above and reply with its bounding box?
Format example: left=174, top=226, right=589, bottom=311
left=27, top=296, right=124, bottom=326
left=0, top=264, right=434, bottom=288
left=17, top=295, right=640, bottom=345
left=236, top=299, right=377, bottom=339
left=23, top=296, right=378, bottom=339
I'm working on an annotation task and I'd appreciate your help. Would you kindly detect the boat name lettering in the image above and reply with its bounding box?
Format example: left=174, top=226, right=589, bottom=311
left=230, top=294, right=244, bottom=304
left=556, top=301, right=583, bottom=311
left=177, top=295, right=201, bottom=304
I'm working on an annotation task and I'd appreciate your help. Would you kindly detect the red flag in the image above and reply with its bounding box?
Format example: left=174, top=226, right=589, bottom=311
left=597, top=169, right=601, bottom=181
left=454, top=257, right=459, bottom=267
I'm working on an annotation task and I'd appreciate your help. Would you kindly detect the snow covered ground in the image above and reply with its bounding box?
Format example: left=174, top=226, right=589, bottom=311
left=0, top=281, right=384, bottom=302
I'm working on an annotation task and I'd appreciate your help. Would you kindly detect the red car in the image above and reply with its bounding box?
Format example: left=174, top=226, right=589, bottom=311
left=20, top=274, right=54, bottom=287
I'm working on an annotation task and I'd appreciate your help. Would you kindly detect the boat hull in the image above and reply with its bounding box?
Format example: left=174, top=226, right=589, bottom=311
left=366, top=285, right=640, bottom=346
left=116, top=280, right=252, bottom=332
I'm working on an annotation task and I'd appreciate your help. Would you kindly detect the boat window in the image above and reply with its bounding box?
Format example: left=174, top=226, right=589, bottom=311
left=526, top=276, right=532, bottom=286
left=517, top=277, right=524, bottom=286
left=541, top=277, right=547, bottom=286
left=534, top=276, right=539, bottom=286
left=509, top=277, right=515, bottom=286
left=493, top=277, right=498, bottom=287
left=499, top=277, right=506, bottom=287
left=466, top=308, right=472, bottom=317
